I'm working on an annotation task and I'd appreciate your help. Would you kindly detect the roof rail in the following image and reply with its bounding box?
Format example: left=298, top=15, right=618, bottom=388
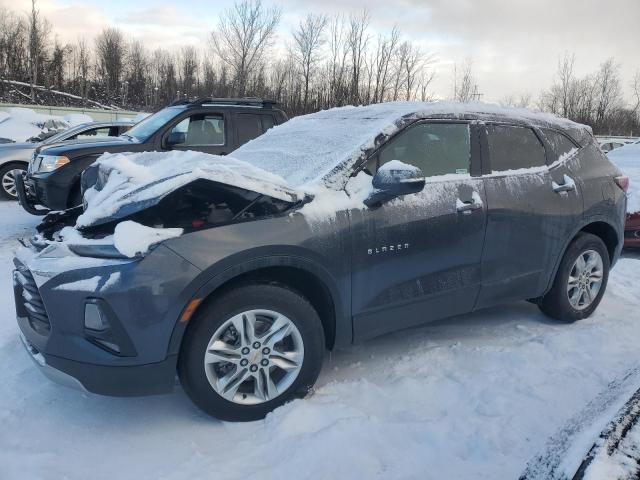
left=189, top=97, right=278, bottom=108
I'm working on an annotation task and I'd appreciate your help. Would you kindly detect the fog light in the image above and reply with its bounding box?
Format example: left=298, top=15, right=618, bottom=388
left=84, top=303, right=109, bottom=331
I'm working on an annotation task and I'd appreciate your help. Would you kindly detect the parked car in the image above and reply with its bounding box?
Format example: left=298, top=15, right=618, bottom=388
left=0, top=121, right=131, bottom=200
left=13, top=102, right=627, bottom=421
left=606, top=142, right=640, bottom=248
left=597, top=136, right=639, bottom=153
left=15, top=98, right=287, bottom=214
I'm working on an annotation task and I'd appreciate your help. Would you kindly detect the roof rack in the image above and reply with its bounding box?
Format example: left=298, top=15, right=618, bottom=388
left=189, top=97, right=278, bottom=108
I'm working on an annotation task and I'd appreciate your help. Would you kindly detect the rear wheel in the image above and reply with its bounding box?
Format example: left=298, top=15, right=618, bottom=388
left=0, top=163, right=27, bottom=200
left=178, top=283, right=325, bottom=421
left=538, top=233, right=610, bottom=321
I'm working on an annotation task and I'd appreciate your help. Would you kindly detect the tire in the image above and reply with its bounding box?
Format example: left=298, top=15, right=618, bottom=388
left=178, top=283, right=325, bottom=421
left=538, top=233, right=610, bottom=322
left=0, top=163, right=27, bottom=200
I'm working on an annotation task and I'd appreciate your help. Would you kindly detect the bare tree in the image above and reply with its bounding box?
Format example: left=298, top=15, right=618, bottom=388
left=179, top=45, right=199, bottom=97
left=452, top=60, right=480, bottom=102
left=211, top=0, right=281, bottom=96
left=27, top=0, right=50, bottom=101
left=292, top=13, right=327, bottom=113
left=95, top=27, right=126, bottom=104
left=347, top=10, right=370, bottom=104
left=372, top=27, right=400, bottom=103
left=630, top=71, right=640, bottom=117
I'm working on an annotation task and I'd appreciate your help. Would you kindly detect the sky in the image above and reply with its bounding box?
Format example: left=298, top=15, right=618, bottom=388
left=5, top=0, right=640, bottom=104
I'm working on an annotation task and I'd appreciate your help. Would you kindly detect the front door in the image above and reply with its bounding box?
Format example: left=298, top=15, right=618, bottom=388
left=350, top=121, right=487, bottom=341
left=164, top=111, right=229, bottom=155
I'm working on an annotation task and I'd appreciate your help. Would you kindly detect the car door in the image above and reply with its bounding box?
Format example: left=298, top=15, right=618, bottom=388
left=476, top=123, right=583, bottom=308
left=349, top=120, right=487, bottom=341
left=163, top=111, right=229, bottom=155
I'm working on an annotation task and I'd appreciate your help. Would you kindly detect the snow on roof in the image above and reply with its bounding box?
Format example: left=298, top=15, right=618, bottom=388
left=607, top=143, right=640, bottom=214
left=233, top=101, right=591, bottom=189
left=0, top=107, right=93, bottom=142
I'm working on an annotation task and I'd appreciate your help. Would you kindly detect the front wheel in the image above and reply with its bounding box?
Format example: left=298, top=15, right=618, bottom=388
left=178, top=284, right=325, bottom=421
left=0, top=164, right=27, bottom=200
left=538, top=233, right=610, bottom=322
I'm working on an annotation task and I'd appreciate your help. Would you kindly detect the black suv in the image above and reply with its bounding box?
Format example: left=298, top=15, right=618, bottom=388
left=13, top=102, right=627, bottom=422
left=16, top=98, right=287, bottom=214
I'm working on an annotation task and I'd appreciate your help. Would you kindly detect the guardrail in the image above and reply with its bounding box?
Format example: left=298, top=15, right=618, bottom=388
left=0, top=102, right=143, bottom=122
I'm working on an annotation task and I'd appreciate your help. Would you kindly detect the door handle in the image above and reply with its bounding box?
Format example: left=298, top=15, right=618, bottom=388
left=552, top=175, right=576, bottom=193
left=456, top=196, right=482, bottom=214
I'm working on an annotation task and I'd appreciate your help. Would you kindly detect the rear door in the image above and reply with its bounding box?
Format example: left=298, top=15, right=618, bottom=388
left=350, top=120, right=488, bottom=341
left=476, top=124, right=583, bottom=308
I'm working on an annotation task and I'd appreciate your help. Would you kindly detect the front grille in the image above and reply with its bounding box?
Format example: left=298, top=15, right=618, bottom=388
left=13, top=265, right=51, bottom=335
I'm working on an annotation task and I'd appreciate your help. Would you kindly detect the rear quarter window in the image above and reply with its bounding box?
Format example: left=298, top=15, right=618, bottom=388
left=542, top=128, right=578, bottom=162
left=487, top=125, right=546, bottom=172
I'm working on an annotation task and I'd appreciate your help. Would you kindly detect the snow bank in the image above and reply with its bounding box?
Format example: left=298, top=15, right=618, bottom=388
left=0, top=107, right=78, bottom=142
left=63, top=113, right=93, bottom=125
left=77, top=150, right=301, bottom=227
left=113, top=221, right=183, bottom=258
left=607, top=143, right=640, bottom=214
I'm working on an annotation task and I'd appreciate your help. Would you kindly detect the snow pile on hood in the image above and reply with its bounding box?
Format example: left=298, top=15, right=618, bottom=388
left=233, top=101, right=590, bottom=189
left=77, top=150, right=302, bottom=228
left=113, top=221, right=183, bottom=257
left=607, top=143, right=640, bottom=214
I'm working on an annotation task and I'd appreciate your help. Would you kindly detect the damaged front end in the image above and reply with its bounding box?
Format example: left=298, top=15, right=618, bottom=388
left=38, top=179, right=298, bottom=240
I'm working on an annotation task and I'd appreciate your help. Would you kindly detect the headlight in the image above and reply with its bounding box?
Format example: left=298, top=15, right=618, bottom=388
left=38, top=155, right=70, bottom=172
left=67, top=243, right=130, bottom=259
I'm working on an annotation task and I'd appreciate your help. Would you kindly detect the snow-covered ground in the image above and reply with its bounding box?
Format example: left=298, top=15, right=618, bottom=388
left=1, top=199, right=640, bottom=479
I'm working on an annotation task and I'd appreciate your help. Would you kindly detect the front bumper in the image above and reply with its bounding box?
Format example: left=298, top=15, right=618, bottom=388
left=16, top=172, right=50, bottom=215
left=13, top=243, right=203, bottom=396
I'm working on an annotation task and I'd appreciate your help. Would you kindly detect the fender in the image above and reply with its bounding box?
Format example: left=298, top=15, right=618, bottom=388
left=542, top=214, right=623, bottom=296
left=165, top=251, right=351, bottom=357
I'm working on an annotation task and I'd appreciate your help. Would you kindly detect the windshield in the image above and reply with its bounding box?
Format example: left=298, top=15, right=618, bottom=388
left=124, top=107, right=185, bottom=142
left=231, top=104, right=415, bottom=187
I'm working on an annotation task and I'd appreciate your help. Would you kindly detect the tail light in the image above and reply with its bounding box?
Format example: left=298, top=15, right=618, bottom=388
left=614, top=175, right=629, bottom=193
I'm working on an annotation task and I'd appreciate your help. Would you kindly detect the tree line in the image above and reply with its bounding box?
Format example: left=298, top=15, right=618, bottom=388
left=1, top=0, right=639, bottom=135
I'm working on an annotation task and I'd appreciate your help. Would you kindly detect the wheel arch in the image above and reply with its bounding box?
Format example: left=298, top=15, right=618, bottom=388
left=543, top=217, right=621, bottom=295
left=168, top=256, right=349, bottom=357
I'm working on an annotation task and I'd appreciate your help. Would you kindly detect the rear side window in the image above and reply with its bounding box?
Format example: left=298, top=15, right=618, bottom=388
left=236, top=113, right=270, bottom=145
left=542, top=128, right=577, bottom=161
left=487, top=125, right=546, bottom=171
left=378, top=123, right=471, bottom=177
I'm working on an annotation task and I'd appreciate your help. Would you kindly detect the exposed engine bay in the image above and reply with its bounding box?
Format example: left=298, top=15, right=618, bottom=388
left=36, top=179, right=298, bottom=241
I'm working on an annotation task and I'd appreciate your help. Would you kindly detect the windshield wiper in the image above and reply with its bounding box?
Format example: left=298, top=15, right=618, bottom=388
left=120, top=133, right=136, bottom=141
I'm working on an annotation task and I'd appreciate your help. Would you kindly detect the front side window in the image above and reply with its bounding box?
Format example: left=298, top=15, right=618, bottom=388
left=170, top=114, right=225, bottom=146
left=377, top=123, right=471, bottom=177
left=542, top=128, right=577, bottom=161
left=487, top=125, right=546, bottom=172
left=72, top=127, right=113, bottom=140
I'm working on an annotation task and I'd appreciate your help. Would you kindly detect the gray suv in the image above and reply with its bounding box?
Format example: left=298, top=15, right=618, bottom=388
left=13, top=102, right=627, bottom=421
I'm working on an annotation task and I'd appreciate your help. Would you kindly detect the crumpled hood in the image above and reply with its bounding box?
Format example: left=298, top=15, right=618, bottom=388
left=76, top=150, right=304, bottom=228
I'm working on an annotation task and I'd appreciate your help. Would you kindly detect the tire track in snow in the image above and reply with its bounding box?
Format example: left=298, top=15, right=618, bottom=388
left=520, top=365, right=640, bottom=480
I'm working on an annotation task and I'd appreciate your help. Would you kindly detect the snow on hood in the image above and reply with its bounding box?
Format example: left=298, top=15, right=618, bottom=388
left=76, top=150, right=303, bottom=227
left=607, top=143, right=640, bottom=214
left=232, top=101, right=590, bottom=190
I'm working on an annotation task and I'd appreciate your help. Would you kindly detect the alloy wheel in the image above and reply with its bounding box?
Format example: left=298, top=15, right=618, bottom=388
left=203, top=309, right=304, bottom=405
left=1, top=168, right=23, bottom=198
left=566, top=249, right=604, bottom=311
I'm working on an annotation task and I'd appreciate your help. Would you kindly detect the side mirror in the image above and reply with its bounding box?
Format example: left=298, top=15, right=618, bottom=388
left=165, top=131, right=185, bottom=148
left=364, top=161, right=425, bottom=208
